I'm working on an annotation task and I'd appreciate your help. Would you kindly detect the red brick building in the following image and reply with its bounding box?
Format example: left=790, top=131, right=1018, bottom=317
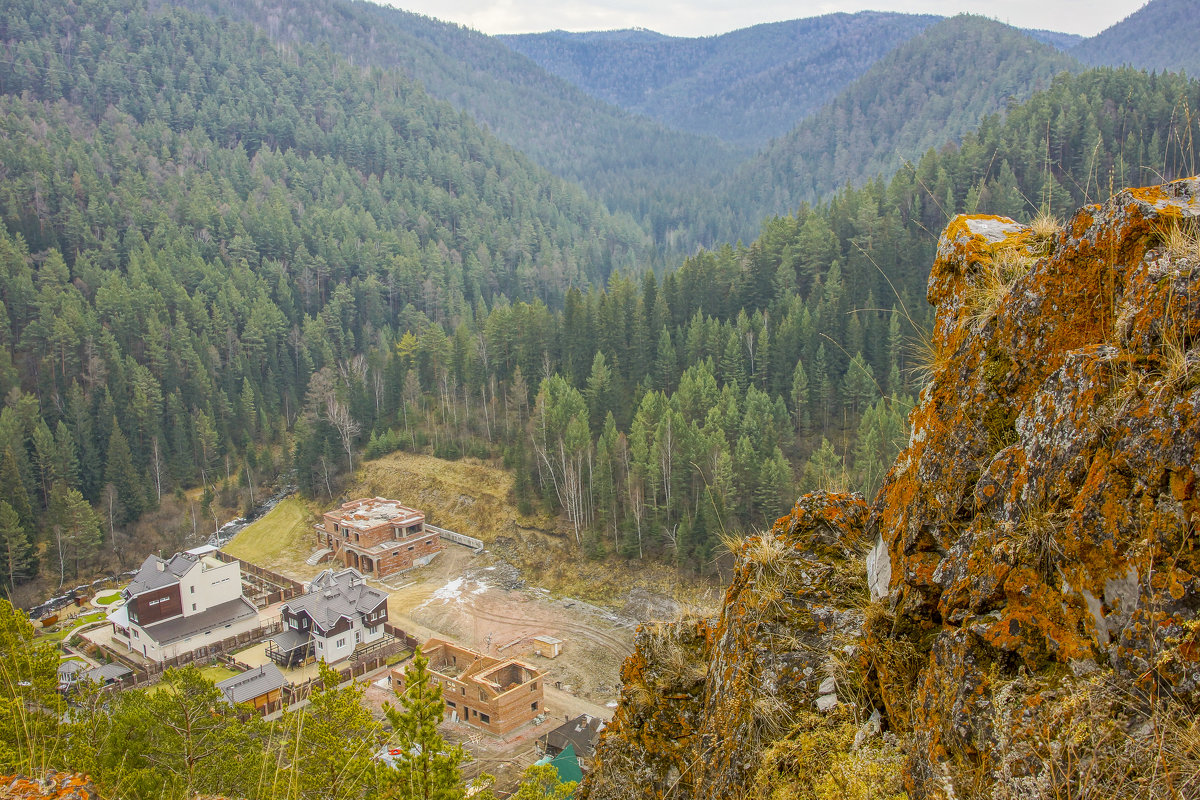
left=393, top=639, right=544, bottom=737
left=315, top=497, right=441, bottom=579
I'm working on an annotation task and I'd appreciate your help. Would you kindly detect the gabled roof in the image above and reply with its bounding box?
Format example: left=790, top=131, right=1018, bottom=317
left=283, top=568, right=387, bottom=634
left=124, top=552, right=199, bottom=597
left=57, top=660, right=87, bottom=678
left=544, top=714, right=604, bottom=759
left=216, top=664, right=286, bottom=705
left=83, top=663, right=132, bottom=683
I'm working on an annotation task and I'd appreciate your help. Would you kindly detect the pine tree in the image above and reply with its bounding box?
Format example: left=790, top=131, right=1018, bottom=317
left=293, top=662, right=383, bottom=800
left=0, top=501, right=36, bottom=590
left=384, top=649, right=468, bottom=800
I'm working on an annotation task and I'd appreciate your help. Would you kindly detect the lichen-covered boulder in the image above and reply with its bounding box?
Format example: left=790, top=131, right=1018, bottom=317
left=692, top=493, right=871, bottom=800
left=582, top=179, right=1200, bottom=800
left=871, top=177, right=1200, bottom=795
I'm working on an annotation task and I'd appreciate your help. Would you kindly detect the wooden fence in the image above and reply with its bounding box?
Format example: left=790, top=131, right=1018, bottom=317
left=211, top=551, right=305, bottom=607
left=109, top=619, right=284, bottom=688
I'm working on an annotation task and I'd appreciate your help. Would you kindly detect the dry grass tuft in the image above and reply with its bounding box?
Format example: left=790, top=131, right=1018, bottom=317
left=1012, top=506, right=1066, bottom=584
left=906, top=327, right=949, bottom=390
left=966, top=245, right=1036, bottom=330
left=1028, top=211, right=1062, bottom=256
left=1158, top=218, right=1200, bottom=262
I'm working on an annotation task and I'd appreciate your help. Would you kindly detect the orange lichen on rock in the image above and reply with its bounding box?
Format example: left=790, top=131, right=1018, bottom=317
left=0, top=773, right=97, bottom=800
left=582, top=178, right=1200, bottom=800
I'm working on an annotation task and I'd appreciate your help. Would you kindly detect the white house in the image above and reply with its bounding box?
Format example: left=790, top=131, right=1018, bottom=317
left=106, top=545, right=259, bottom=662
left=268, top=568, right=388, bottom=666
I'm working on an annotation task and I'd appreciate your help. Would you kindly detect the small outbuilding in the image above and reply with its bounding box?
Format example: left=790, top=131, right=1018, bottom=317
left=216, top=663, right=287, bottom=716
left=532, top=635, right=563, bottom=659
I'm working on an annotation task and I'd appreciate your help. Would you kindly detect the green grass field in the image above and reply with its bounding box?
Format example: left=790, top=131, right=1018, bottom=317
left=40, top=610, right=107, bottom=643
left=95, top=592, right=121, bottom=605
left=222, top=497, right=318, bottom=580
left=198, top=665, right=239, bottom=684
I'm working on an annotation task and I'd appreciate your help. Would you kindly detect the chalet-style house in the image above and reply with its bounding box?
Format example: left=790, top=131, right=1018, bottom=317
left=315, top=497, right=441, bottom=579
left=393, top=639, right=544, bottom=737
left=267, top=567, right=388, bottom=666
left=106, top=545, right=259, bottom=662
left=216, top=663, right=287, bottom=716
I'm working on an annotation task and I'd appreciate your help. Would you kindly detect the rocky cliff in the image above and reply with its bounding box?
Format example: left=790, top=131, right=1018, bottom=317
left=582, top=178, right=1200, bottom=800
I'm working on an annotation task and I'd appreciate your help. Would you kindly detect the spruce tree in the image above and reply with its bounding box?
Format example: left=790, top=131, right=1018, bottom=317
left=384, top=649, right=468, bottom=800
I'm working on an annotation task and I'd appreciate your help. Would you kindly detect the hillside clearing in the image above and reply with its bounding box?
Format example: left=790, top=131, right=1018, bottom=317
left=222, top=498, right=319, bottom=580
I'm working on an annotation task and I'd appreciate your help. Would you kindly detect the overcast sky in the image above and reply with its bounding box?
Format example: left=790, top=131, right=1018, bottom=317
left=382, top=0, right=1149, bottom=38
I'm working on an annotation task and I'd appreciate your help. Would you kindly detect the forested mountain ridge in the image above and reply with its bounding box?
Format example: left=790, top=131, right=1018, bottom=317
left=1071, top=0, right=1200, bottom=76
left=0, top=0, right=645, bottom=595
left=718, top=15, right=1081, bottom=229
left=161, top=0, right=742, bottom=253
left=1, top=0, right=1198, bottom=603
left=500, top=12, right=941, bottom=147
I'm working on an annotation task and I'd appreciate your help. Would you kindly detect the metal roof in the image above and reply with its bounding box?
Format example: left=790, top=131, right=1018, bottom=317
left=124, top=552, right=199, bottom=597
left=83, top=663, right=132, bottom=683
left=216, top=663, right=286, bottom=705
left=284, top=568, right=387, bottom=634
left=139, top=597, right=258, bottom=646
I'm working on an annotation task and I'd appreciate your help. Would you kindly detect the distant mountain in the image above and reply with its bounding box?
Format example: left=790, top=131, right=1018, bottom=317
left=1024, top=29, right=1084, bottom=50
left=721, top=15, right=1080, bottom=227
left=501, top=12, right=941, bottom=147
left=166, top=0, right=741, bottom=251
left=1071, top=0, right=1200, bottom=76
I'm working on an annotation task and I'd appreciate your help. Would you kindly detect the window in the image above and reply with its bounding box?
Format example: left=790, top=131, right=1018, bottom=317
left=316, top=641, right=323, bottom=650
left=336, top=637, right=346, bottom=648
left=408, top=545, right=414, bottom=551
left=531, top=683, right=537, bottom=691
left=447, top=701, right=456, bottom=709
left=190, top=586, right=195, bottom=594
left=531, top=702, right=538, bottom=712
left=355, top=631, right=362, bottom=643
left=479, top=713, right=490, bottom=724
left=191, top=603, right=197, bottom=611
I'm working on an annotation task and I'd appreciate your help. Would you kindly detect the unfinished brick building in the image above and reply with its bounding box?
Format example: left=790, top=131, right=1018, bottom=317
left=393, top=638, right=544, bottom=737
left=315, top=497, right=441, bottom=579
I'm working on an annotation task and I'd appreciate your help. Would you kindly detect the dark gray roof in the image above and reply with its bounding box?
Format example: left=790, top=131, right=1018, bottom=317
left=125, top=552, right=199, bottom=597
left=83, top=663, right=132, bottom=683
left=216, top=663, right=286, bottom=705
left=544, top=714, right=604, bottom=759
left=284, top=568, right=387, bottom=634
left=140, top=597, right=258, bottom=645
left=268, top=628, right=310, bottom=653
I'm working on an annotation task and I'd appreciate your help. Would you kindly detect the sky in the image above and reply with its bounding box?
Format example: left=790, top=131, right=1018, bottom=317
left=382, top=0, right=1150, bottom=38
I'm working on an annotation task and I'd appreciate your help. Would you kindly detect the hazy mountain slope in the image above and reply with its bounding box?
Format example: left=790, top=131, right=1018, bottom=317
left=502, top=13, right=940, bottom=146
left=165, top=0, right=741, bottom=251
left=1024, top=28, right=1084, bottom=50
left=722, top=15, right=1080, bottom=225
left=1070, top=0, right=1200, bottom=76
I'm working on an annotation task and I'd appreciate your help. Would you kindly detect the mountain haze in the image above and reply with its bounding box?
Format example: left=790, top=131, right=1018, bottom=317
left=721, top=15, right=1080, bottom=225
left=501, top=12, right=940, bottom=147
left=1070, top=0, right=1200, bottom=76
left=166, top=0, right=740, bottom=253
